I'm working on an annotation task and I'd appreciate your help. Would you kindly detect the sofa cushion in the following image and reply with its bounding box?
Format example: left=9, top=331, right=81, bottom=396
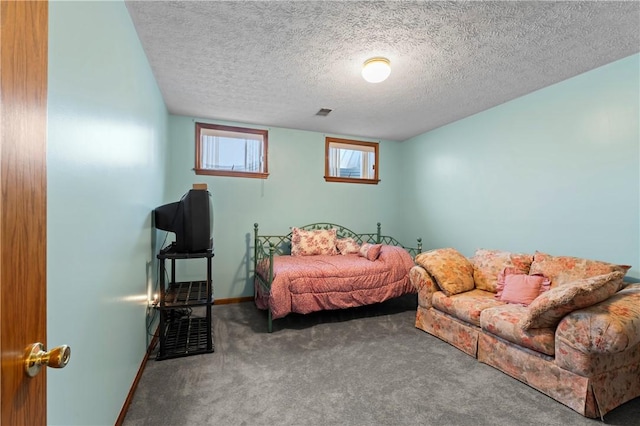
left=556, top=283, right=640, bottom=355
left=519, top=271, right=624, bottom=330
left=415, top=248, right=474, bottom=296
left=432, top=289, right=504, bottom=327
left=291, top=227, right=338, bottom=256
left=529, top=251, right=630, bottom=288
left=471, top=249, right=533, bottom=293
left=480, top=304, right=555, bottom=356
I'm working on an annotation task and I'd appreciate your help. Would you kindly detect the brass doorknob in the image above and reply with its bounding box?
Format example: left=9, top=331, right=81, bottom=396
left=24, top=342, right=71, bottom=378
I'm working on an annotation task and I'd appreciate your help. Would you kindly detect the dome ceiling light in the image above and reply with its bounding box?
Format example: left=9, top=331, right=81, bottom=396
left=361, top=57, right=391, bottom=83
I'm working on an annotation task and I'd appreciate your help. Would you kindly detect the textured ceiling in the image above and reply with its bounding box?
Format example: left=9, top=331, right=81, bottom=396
left=125, top=1, right=640, bottom=142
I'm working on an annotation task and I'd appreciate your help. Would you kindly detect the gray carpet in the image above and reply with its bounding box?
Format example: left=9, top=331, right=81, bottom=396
left=123, top=296, right=640, bottom=426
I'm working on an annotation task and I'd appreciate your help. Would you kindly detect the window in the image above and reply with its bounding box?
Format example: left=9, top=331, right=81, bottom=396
left=195, top=122, right=268, bottom=179
left=324, top=137, right=379, bottom=184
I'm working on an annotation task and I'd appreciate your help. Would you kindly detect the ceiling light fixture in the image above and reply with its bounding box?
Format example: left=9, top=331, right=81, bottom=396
left=361, top=57, right=391, bottom=83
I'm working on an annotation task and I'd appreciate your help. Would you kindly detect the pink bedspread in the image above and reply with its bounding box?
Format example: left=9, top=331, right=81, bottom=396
left=255, top=245, right=416, bottom=319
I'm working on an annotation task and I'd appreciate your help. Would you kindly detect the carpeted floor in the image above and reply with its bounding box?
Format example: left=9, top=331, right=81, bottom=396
left=123, top=296, right=639, bottom=426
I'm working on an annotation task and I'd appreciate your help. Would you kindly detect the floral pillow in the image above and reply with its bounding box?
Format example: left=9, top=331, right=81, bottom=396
left=291, top=227, right=338, bottom=256
left=519, top=271, right=624, bottom=329
left=359, top=243, right=382, bottom=261
left=496, top=267, right=550, bottom=306
left=529, top=251, right=630, bottom=289
left=415, top=248, right=474, bottom=296
left=336, top=237, right=361, bottom=255
left=471, top=249, right=533, bottom=293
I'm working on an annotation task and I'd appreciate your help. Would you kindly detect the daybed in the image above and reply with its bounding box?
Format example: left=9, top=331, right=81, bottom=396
left=253, top=222, right=422, bottom=332
left=410, top=248, right=639, bottom=419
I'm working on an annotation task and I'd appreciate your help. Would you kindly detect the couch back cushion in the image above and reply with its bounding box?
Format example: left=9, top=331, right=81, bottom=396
left=529, top=251, right=630, bottom=289
left=415, top=248, right=474, bottom=296
left=519, top=271, right=624, bottom=329
left=471, top=249, right=533, bottom=293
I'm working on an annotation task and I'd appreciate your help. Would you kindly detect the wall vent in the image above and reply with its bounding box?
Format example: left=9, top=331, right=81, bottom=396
left=316, top=108, right=332, bottom=116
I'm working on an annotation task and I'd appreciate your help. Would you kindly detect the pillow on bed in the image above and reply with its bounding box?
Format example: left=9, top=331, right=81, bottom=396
left=336, top=237, right=360, bottom=255
left=359, top=243, right=382, bottom=261
left=291, top=227, right=338, bottom=256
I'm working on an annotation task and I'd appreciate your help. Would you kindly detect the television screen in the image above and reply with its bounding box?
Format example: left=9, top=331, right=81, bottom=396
left=154, top=189, right=212, bottom=253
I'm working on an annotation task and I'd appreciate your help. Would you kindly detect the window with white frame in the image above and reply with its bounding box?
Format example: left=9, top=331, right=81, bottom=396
left=195, top=122, right=268, bottom=179
left=324, top=137, right=379, bottom=184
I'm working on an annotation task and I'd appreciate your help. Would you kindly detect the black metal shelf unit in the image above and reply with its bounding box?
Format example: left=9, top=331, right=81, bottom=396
left=156, top=244, right=214, bottom=360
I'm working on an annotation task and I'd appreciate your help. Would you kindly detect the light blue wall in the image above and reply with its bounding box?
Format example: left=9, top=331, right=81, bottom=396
left=47, top=1, right=168, bottom=425
left=165, top=116, right=409, bottom=299
left=401, top=54, right=640, bottom=279
left=45, top=3, right=639, bottom=420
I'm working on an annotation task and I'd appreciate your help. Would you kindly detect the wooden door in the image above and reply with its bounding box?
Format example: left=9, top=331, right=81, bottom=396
left=0, top=0, right=49, bottom=424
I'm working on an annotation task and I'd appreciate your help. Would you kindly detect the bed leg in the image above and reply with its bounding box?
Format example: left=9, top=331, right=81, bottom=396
left=268, top=310, right=273, bottom=333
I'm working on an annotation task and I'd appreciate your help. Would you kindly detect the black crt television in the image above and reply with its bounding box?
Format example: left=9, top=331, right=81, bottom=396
left=154, top=189, right=212, bottom=253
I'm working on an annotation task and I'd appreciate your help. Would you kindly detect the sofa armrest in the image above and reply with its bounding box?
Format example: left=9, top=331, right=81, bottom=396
left=556, top=283, right=640, bottom=355
left=409, top=265, right=439, bottom=309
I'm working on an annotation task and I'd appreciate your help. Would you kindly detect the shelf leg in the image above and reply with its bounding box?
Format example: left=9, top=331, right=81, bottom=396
left=207, top=254, right=213, bottom=352
left=158, top=257, right=166, bottom=359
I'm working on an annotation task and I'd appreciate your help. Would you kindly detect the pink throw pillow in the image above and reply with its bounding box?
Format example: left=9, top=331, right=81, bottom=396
left=496, top=267, right=525, bottom=298
left=359, top=243, right=382, bottom=261
left=500, top=275, right=546, bottom=306
left=496, top=267, right=550, bottom=306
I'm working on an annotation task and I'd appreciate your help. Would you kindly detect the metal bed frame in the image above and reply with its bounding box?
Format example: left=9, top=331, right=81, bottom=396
left=253, top=222, right=422, bottom=332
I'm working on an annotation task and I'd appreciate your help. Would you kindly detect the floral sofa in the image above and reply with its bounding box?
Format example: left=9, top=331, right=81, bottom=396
left=409, top=248, right=639, bottom=419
